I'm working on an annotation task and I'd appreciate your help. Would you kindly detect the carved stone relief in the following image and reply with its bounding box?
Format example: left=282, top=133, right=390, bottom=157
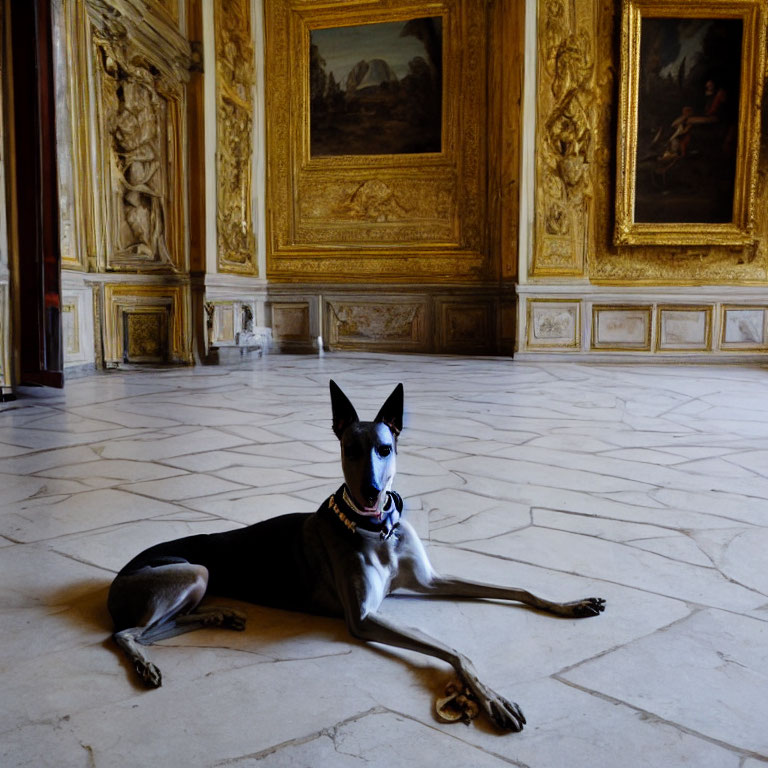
left=86, top=0, right=191, bottom=273
left=215, top=0, right=257, bottom=274
left=526, top=300, right=580, bottom=349
left=324, top=299, right=427, bottom=350
left=102, top=49, right=175, bottom=267
left=533, top=0, right=595, bottom=276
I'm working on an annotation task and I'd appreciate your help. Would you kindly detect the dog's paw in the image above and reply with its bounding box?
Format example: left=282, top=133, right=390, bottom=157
left=137, top=660, right=162, bottom=688
left=223, top=608, right=247, bottom=631
left=470, top=681, right=526, bottom=732
left=568, top=597, right=606, bottom=618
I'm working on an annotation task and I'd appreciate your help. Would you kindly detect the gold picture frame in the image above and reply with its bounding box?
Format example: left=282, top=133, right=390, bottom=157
left=614, top=0, right=766, bottom=246
left=264, top=0, right=489, bottom=283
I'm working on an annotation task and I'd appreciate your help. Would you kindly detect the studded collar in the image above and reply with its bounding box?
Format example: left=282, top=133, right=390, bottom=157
left=324, top=484, right=403, bottom=540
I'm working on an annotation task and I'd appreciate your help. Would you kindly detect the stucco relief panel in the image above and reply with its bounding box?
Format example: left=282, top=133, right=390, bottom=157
left=215, top=0, right=257, bottom=274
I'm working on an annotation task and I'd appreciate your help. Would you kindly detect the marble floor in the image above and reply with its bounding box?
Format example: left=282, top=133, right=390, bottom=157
left=1, top=353, right=767, bottom=767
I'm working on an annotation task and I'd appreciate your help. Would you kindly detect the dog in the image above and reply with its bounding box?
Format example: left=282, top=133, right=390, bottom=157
left=107, top=381, right=605, bottom=732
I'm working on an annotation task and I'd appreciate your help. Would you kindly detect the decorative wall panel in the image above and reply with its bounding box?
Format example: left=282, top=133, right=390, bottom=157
left=62, top=302, right=81, bottom=358
left=215, top=0, right=257, bottom=274
left=437, top=300, right=495, bottom=353
left=272, top=302, right=311, bottom=344
left=86, top=0, right=191, bottom=273
left=103, top=283, right=190, bottom=365
left=586, top=0, right=768, bottom=284
left=0, top=280, right=8, bottom=391
left=324, top=297, right=428, bottom=351
left=720, top=306, right=768, bottom=350
left=265, top=0, right=490, bottom=282
left=210, top=302, right=236, bottom=343
left=123, top=309, right=169, bottom=362
left=532, top=0, right=594, bottom=277
left=526, top=299, right=580, bottom=349
left=656, top=306, right=711, bottom=352
left=591, top=305, right=652, bottom=350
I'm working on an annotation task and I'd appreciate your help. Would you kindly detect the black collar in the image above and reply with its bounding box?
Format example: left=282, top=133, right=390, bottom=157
left=324, top=484, right=403, bottom=540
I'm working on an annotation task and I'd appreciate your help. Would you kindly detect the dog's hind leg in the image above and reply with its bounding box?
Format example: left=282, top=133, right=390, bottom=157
left=108, top=562, right=212, bottom=687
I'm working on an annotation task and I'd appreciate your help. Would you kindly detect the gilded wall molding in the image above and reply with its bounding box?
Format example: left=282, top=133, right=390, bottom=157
left=265, top=0, right=490, bottom=282
left=83, top=0, right=191, bottom=273
left=583, top=0, right=768, bottom=284
left=532, top=0, right=595, bottom=277
left=215, top=0, right=257, bottom=275
left=102, top=283, right=191, bottom=363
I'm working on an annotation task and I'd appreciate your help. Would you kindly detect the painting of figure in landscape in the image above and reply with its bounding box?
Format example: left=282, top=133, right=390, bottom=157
left=634, top=17, right=742, bottom=223
left=309, top=17, right=442, bottom=156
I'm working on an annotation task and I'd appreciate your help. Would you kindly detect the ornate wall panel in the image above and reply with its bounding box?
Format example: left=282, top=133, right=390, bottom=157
left=526, top=299, right=580, bottom=349
left=587, top=0, right=768, bottom=284
left=89, top=11, right=189, bottom=273
left=436, top=300, right=495, bottom=353
left=324, top=297, right=429, bottom=351
left=103, top=283, right=191, bottom=364
left=56, top=1, right=191, bottom=277
left=532, top=0, right=595, bottom=277
left=656, top=306, right=712, bottom=352
left=51, top=1, right=195, bottom=373
left=272, top=302, right=311, bottom=345
left=265, top=0, right=490, bottom=283
left=591, top=305, right=652, bottom=350
left=215, top=0, right=257, bottom=274
left=720, top=305, right=768, bottom=350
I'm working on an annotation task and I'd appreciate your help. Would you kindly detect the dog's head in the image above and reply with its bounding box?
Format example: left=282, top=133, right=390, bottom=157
left=330, top=380, right=403, bottom=518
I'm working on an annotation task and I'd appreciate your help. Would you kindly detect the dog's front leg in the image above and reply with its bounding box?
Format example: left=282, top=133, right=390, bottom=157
left=415, top=575, right=606, bottom=618
left=395, top=524, right=605, bottom=618
left=346, top=609, right=525, bottom=731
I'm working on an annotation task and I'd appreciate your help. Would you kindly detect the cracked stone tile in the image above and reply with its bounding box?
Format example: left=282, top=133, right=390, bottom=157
left=228, top=709, right=514, bottom=767
left=117, top=473, right=251, bottom=501
left=33, top=459, right=187, bottom=484
left=0, top=489, right=186, bottom=543
left=560, top=608, right=768, bottom=754
left=50, top=517, right=244, bottom=573
left=95, top=428, right=250, bottom=460
left=471, top=526, right=765, bottom=611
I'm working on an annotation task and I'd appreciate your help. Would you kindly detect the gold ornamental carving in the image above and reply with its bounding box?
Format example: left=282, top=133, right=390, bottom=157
left=614, top=0, right=766, bottom=246
left=532, top=0, right=595, bottom=277
left=265, top=0, right=489, bottom=283
left=86, top=0, right=191, bottom=273
left=103, top=283, right=191, bottom=364
left=585, top=0, right=768, bottom=283
left=215, top=0, right=257, bottom=275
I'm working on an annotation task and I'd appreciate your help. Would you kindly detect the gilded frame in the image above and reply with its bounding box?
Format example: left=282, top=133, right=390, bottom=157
left=614, top=0, right=766, bottom=246
left=265, top=0, right=489, bottom=283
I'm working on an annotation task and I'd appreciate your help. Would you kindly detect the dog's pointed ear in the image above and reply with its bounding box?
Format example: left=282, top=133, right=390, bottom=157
left=330, top=380, right=359, bottom=440
left=374, top=383, right=403, bottom=437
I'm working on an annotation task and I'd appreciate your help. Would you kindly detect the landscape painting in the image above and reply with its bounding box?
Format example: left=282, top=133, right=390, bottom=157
left=309, top=17, right=442, bottom=156
left=633, top=16, right=743, bottom=223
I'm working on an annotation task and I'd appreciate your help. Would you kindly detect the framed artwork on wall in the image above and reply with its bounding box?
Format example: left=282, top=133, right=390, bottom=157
left=309, top=18, right=442, bottom=157
left=614, top=0, right=766, bottom=246
left=264, top=0, right=496, bottom=282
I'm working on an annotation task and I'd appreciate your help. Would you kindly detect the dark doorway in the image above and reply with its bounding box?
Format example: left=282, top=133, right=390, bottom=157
left=9, top=0, right=63, bottom=387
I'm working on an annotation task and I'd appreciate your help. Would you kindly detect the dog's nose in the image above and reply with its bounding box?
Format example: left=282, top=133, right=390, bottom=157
left=362, top=483, right=380, bottom=506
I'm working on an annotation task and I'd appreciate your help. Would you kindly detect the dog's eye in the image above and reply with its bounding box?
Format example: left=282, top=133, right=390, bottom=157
left=378, top=445, right=392, bottom=457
